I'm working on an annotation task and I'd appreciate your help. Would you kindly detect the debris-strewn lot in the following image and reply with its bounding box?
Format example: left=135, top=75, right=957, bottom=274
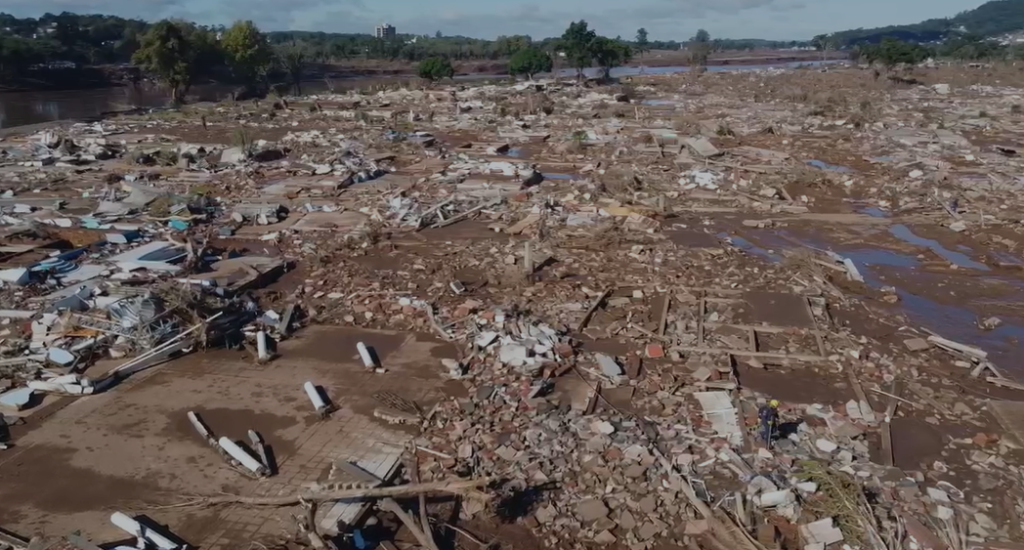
left=2, top=64, right=1024, bottom=550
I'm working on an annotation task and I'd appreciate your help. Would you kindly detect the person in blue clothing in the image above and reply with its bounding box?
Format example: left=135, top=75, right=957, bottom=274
left=758, top=399, right=780, bottom=448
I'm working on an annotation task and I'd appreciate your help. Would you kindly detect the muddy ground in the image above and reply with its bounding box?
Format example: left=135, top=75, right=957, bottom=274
left=4, top=63, right=1024, bottom=550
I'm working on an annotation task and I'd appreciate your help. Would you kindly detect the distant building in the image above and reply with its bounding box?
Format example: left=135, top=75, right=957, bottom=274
left=375, top=23, right=396, bottom=39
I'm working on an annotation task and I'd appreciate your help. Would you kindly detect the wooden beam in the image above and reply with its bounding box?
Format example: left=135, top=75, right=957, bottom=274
left=576, top=289, right=611, bottom=333
left=671, top=346, right=824, bottom=362
left=697, top=297, right=706, bottom=346
left=879, top=380, right=901, bottom=467
left=847, top=370, right=878, bottom=422
left=657, top=293, right=670, bottom=337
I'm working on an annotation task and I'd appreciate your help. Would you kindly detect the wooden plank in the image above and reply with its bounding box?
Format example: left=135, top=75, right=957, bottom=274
left=576, top=289, right=611, bottom=333
left=671, top=346, right=824, bottom=362
left=881, top=422, right=894, bottom=467
left=657, top=293, right=670, bottom=337
left=703, top=322, right=825, bottom=335
left=987, top=377, right=1024, bottom=391
left=0, top=529, right=27, bottom=550
left=846, top=370, right=877, bottom=422
left=927, top=334, right=987, bottom=360
left=806, top=298, right=828, bottom=358
left=879, top=379, right=901, bottom=467
left=884, top=380, right=902, bottom=420
left=697, top=298, right=706, bottom=346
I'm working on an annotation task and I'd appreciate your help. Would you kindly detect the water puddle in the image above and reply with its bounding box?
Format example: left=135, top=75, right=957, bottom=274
left=718, top=233, right=781, bottom=262
left=504, top=148, right=525, bottom=158
left=806, top=159, right=853, bottom=173
left=869, top=156, right=895, bottom=163
left=740, top=227, right=1023, bottom=374
left=888, top=224, right=989, bottom=271
left=640, top=99, right=678, bottom=106
left=894, top=288, right=1024, bottom=369
left=860, top=206, right=889, bottom=218
left=544, top=173, right=578, bottom=181
left=993, top=251, right=1023, bottom=265
left=845, top=248, right=920, bottom=268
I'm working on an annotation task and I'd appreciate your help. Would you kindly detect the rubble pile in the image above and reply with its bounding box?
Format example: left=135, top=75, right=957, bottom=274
left=2, top=64, right=1024, bottom=550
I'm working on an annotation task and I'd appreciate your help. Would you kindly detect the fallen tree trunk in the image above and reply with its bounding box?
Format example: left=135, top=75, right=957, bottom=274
left=187, top=477, right=494, bottom=507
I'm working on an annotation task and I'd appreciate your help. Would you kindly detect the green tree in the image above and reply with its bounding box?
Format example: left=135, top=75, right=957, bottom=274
left=560, top=20, right=597, bottom=79
left=635, top=27, right=650, bottom=74
left=812, top=33, right=835, bottom=61
left=635, top=28, right=650, bottom=57
left=938, top=33, right=1004, bottom=60
left=591, top=37, right=631, bottom=80
left=417, top=56, right=454, bottom=81
left=689, top=29, right=712, bottom=68
left=132, top=20, right=198, bottom=104
left=494, top=35, right=532, bottom=56
left=275, top=40, right=310, bottom=95
left=861, top=37, right=932, bottom=68
left=509, top=46, right=552, bottom=79
left=221, top=20, right=273, bottom=86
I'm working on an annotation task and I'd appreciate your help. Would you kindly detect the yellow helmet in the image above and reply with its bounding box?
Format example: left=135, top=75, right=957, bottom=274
left=769, top=399, right=780, bottom=408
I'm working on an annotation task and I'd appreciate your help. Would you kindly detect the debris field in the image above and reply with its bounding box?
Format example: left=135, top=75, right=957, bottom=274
left=1, top=64, right=1024, bottom=550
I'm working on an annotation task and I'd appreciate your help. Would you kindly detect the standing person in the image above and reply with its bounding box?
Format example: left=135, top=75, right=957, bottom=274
left=758, top=399, right=780, bottom=448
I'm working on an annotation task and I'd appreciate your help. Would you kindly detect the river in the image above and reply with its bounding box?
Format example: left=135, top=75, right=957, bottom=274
left=0, top=60, right=839, bottom=129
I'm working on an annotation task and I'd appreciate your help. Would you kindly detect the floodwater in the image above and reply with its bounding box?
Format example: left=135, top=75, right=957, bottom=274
left=888, top=224, right=990, bottom=270
left=806, top=159, right=854, bottom=173
left=0, top=60, right=840, bottom=129
left=731, top=226, right=1024, bottom=375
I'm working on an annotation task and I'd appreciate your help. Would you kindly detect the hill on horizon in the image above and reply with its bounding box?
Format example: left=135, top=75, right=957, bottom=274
left=831, top=0, right=1024, bottom=46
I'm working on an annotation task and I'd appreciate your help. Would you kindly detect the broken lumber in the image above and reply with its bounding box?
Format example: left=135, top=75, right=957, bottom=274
left=657, top=293, right=670, bottom=336
left=379, top=499, right=439, bottom=550
left=428, top=198, right=502, bottom=230
left=987, top=377, right=1024, bottom=391
left=576, top=289, right=611, bottom=333
left=180, top=477, right=493, bottom=507
left=670, top=346, right=824, bottom=362
left=0, top=528, right=28, bottom=550
left=927, top=335, right=987, bottom=361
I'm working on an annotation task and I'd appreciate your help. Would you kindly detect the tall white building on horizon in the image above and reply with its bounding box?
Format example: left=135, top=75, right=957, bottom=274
left=375, top=23, right=396, bottom=39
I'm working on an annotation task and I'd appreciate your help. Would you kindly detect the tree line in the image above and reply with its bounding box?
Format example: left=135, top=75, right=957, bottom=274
left=825, top=0, right=1024, bottom=47
left=845, top=34, right=1024, bottom=67
left=0, top=11, right=812, bottom=78
left=0, top=11, right=729, bottom=99
left=419, top=22, right=718, bottom=82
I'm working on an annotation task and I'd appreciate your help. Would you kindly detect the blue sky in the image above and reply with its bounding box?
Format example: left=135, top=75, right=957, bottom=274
left=2, top=0, right=990, bottom=40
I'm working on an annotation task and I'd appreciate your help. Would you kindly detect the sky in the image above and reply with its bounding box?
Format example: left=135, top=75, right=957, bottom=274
left=0, top=0, right=993, bottom=41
